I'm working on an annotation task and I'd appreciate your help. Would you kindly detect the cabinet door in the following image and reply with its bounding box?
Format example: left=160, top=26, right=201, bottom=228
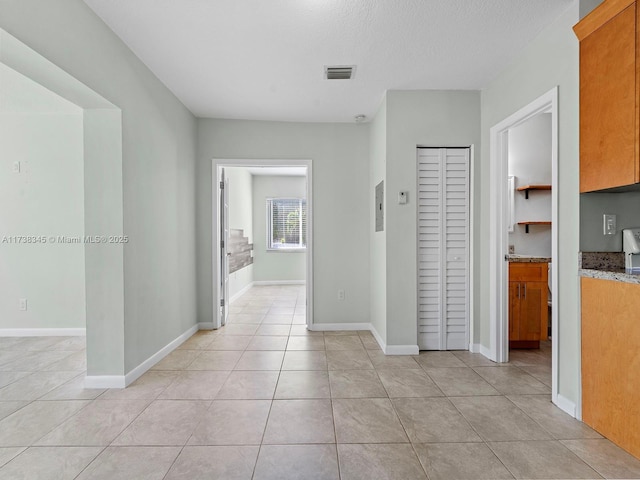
left=579, top=3, right=637, bottom=192
left=518, top=282, right=547, bottom=341
left=508, top=282, right=521, bottom=341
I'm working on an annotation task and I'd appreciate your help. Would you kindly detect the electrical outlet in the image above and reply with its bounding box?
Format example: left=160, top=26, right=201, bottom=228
left=603, top=214, right=617, bottom=235
left=337, top=289, right=345, bottom=301
left=12, top=161, right=20, bottom=173
left=509, top=245, right=515, bottom=254
left=18, top=298, right=27, bottom=311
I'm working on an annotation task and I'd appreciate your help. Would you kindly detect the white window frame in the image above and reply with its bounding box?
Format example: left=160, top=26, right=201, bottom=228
left=266, top=198, right=307, bottom=252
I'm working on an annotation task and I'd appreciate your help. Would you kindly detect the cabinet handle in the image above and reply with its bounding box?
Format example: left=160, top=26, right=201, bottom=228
left=517, top=283, right=521, bottom=298
left=523, top=283, right=527, bottom=299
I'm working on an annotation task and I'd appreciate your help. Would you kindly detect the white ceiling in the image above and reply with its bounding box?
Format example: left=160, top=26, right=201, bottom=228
left=83, top=0, right=574, bottom=123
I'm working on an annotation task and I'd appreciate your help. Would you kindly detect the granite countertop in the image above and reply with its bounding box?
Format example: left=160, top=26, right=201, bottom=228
left=579, top=251, right=640, bottom=285
left=507, top=254, right=551, bottom=263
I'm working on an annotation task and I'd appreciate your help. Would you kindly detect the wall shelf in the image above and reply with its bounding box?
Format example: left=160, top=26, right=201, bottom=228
left=516, top=184, right=552, bottom=199
left=518, top=221, right=551, bottom=233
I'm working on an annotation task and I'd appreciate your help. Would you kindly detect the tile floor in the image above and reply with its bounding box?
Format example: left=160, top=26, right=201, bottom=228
left=0, top=285, right=639, bottom=478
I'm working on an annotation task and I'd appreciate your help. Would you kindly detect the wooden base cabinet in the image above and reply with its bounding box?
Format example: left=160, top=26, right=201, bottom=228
left=508, top=263, right=548, bottom=349
left=582, top=277, right=640, bottom=459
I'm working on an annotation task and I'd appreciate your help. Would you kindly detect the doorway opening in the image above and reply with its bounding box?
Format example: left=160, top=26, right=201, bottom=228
left=213, top=160, right=313, bottom=331
left=489, top=87, right=559, bottom=407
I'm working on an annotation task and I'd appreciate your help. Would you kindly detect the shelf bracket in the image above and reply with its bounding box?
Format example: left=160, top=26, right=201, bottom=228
left=525, top=224, right=529, bottom=234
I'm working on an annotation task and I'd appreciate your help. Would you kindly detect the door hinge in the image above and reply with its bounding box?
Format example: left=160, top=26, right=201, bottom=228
left=220, top=181, right=224, bottom=189
left=220, top=299, right=225, bottom=307
left=220, top=240, right=224, bottom=249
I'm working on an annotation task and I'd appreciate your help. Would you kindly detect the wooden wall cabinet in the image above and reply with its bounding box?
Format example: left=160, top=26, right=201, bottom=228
left=508, top=263, right=548, bottom=348
left=581, top=277, right=640, bottom=458
left=574, top=0, right=639, bottom=192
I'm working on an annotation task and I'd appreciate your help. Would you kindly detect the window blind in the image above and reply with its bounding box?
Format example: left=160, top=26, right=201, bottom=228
left=267, top=198, right=307, bottom=249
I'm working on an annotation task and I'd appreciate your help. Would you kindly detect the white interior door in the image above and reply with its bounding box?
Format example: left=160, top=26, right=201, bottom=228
left=219, top=168, right=230, bottom=327
left=418, top=147, right=470, bottom=350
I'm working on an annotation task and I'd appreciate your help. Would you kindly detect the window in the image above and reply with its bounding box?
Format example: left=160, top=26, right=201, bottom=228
left=267, top=198, right=307, bottom=250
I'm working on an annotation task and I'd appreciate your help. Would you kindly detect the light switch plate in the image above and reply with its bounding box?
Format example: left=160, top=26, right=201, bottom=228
left=603, top=213, right=616, bottom=235
left=398, top=191, right=408, bottom=205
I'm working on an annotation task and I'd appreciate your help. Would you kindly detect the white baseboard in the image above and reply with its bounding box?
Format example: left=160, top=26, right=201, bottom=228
left=230, top=282, right=254, bottom=303
left=555, top=394, right=577, bottom=418
left=252, top=280, right=305, bottom=286
left=198, top=322, right=215, bottom=330
left=369, top=324, right=386, bottom=351
left=0, top=328, right=86, bottom=337
left=469, top=343, right=481, bottom=353
left=311, top=322, right=370, bottom=331
left=385, top=344, right=419, bottom=355
left=84, top=323, right=199, bottom=389
left=480, top=344, right=493, bottom=360
left=84, top=375, right=126, bottom=389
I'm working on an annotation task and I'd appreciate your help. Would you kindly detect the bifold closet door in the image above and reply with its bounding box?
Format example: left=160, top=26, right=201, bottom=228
left=418, top=148, right=470, bottom=350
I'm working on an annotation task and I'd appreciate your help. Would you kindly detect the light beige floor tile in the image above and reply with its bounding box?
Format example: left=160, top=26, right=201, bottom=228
left=281, top=351, right=327, bottom=371
left=150, top=350, right=199, bottom=371
left=488, top=440, right=601, bottom=479
left=216, top=371, right=279, bottom=399
left=450, top=396, right=552, bottom=441
left=0, top=447, right=24, bottom=468
left=246, top=336, right=289, bottom=351
left=287, top=336, right=325, bottom=351
left=0, top=371, right=31, bottom=390
left=272, top=299, right=297, bottom=307
left=414, top=351, right=466, bottom=368
left=254, top=444, right=339, bottom=480
left=324, top=335, right=364, bottom=351
left=35, top=399, right=150, bottom=446
left=425, top=367, right=500, bottom=396
left=159, top=371, right=230, bottom=399
left=220, top=324, right=260, bottom=336
left=414, top=443, right=514, bottom=480
left=0, top=350, right=29, bottom=369
left=367, top=350, right=419, bottom=369
left=0, top=371, right=79, bottom=401
left=292, top=315, right=307, bottom=324
left=289, top=325, right=323, bottom=336
left=75, top=446, right=180, bottom=480
left=40, top=374, right=106, bottom=401
left=275, top=370, right=330, bottom=399
left=508, top=395, right=601, bottom=440
left=561, top=439, right=640, bottom=479
left=206, top=335, right=253, bottom=351
left=359, top=335, right=382, bottom=350
left=452, top=351, right=499, bottom=367
left=227, top=313, right=265, bottom=324
left=19, top=337, right=73, bottom=351
left=326, top=350, right=373, bottom=370
left=113, top=400, right=209, bottom=446
left=263, top=399, right=335, bottom=444
left=507, top=349, right=551, bottom=367
left=0, top=401, right=27, bottom=421
left=186, top=350, right=242, bottom=370
left=42, top=351, right=86, bottom=372
left=255, top=325, right=291, bottom=336
left=332, top=398, right=408, bottom=443
left=324, top=330, right=361, bottom=336
left=177, top=333, right=215, bottom=350
left=392, top=397, right=481, bottom=443
left=262, top=315, right=293, bottom=325
left=268, top=307, right=295, bottom=315
left=52, top=337, right=86, bottom=351
left=0, top=400, right=90, bottom=446
left=377, top=369, right=443, bottom=398
left=235, top=351, right=285, bottom=370
left=338, top=443, right=427, bottom=480
left=241, top=306, right=270, bottom=314
left=188, top=400, right=271, bottom=445
left=329, top=370, right=387, bottom=398
left=100, top=371, right=178, bottom=400
left=473, top=366, right=550, bottom=394
left=0, top=446, right=102, bottom=480
left=165, top=445, right=258, bottom=480
left=519, top=364, right=552, bottom=387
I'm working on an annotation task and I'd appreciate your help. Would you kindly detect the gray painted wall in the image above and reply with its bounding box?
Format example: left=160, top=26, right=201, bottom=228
left=0, top=0, right=198, bottom=375
left=0, top=65, right=85, bottom=330
left=509, top=113, right=552, bottom=257
left=581, top=192, right=640, bottom=252
left=197, top=119, right=370, bottom=326
left=369, top=98, right=387, bottom=344
left=384, top=90, right=481, bottom=346
left=480, top=2, right=581, bottom=406
left=252, top=175, right=306, bottom=282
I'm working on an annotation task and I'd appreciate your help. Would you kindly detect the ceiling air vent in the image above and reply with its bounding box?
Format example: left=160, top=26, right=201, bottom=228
left=325, top=65, right=355, bottom=80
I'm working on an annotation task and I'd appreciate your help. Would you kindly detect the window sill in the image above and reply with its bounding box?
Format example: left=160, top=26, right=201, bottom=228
left=266, top=248, right=306, bottom=253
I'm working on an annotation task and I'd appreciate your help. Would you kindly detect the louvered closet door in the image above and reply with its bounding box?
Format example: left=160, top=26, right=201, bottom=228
left=418, top=148, right=470, bottom=350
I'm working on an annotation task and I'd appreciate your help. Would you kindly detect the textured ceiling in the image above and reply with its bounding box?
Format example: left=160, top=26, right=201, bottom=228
left=83, top=0, right=574, bottom=123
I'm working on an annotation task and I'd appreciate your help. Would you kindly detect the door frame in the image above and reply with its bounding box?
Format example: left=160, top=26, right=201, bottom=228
left=212, top=159, right=314, bottom=330
left=488, top=87, right=559, bottom=403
